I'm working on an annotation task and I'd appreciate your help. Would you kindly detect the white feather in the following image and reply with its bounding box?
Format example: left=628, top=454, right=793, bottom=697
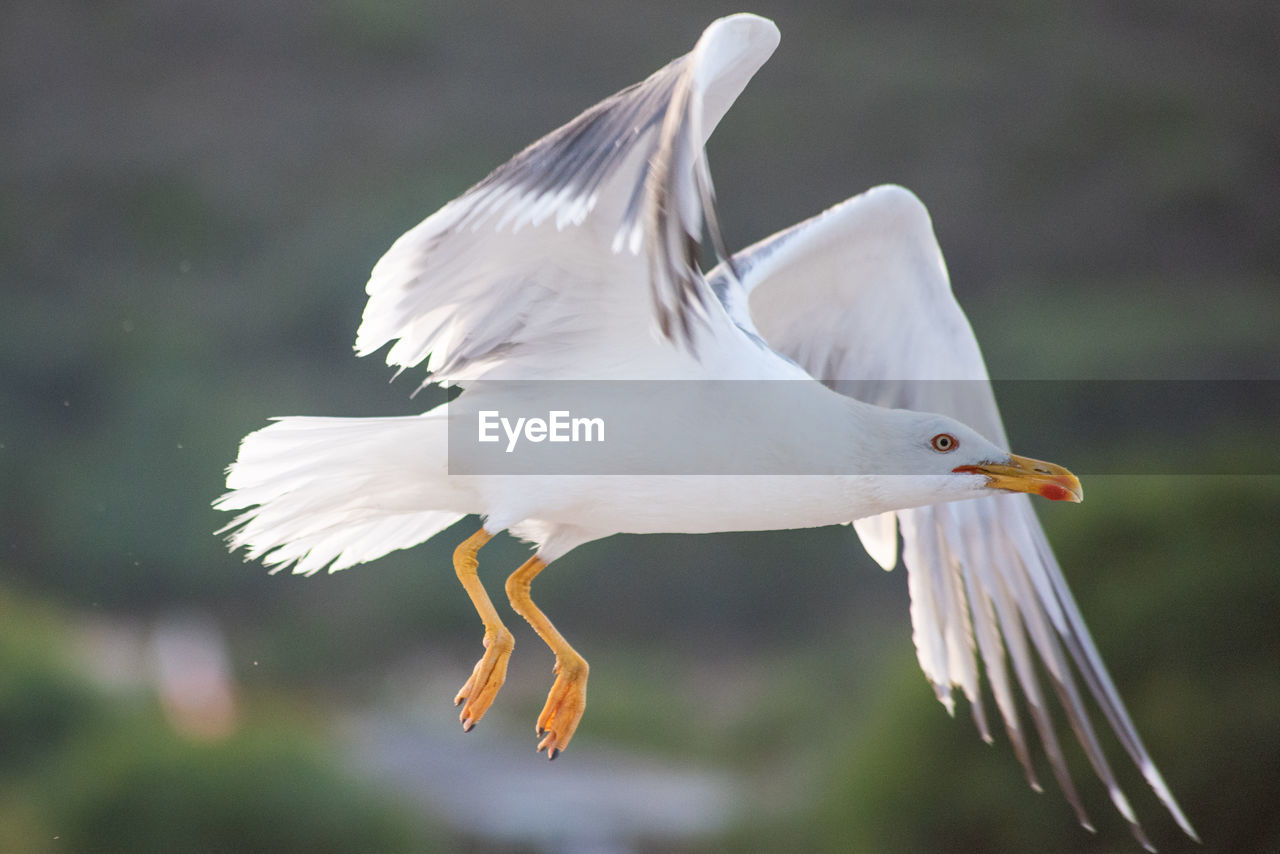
left=217, top=415, right=467, bottom=575
left=851, top=511, right=898, bottom=570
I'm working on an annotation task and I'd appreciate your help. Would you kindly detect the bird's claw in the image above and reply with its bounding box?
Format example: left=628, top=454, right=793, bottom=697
left=533, top=659, right=588, bottom=759
left=454, top=627, right=514, bottom=731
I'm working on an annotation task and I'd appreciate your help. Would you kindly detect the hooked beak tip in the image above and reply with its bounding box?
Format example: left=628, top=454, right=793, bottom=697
left=954, top=454, right=1082, bottom=503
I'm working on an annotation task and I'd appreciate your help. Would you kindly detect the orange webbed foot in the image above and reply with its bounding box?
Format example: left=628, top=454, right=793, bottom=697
left=454, top=627, right=514, bottom=731
left=534, top=657, right=588, bottom=759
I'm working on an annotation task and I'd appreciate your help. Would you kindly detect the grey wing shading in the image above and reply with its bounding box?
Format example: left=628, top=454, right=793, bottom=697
left=355, top=14, right=780, bottom=383
left=720, top=184, right=1197, bottom=850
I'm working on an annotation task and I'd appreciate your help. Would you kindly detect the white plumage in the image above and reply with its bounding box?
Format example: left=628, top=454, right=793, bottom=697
left=217, top=14, right=1194, bottom=848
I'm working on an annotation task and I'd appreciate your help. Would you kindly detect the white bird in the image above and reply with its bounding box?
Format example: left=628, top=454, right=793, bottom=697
left=217, top=13, right=1196, bottom=849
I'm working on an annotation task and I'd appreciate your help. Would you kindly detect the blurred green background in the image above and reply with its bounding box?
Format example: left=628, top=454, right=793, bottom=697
left=3, top=1, right=1277, bottom=851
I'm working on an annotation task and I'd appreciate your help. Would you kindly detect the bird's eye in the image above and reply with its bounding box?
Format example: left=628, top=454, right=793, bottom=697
left=930, top=433, right=958, bottom=452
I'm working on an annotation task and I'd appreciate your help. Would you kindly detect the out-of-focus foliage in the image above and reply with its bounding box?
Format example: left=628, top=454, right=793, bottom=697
left=2, top=0, right=1277, bottom=851
left=0, top=595, right=107, bottom=784
left=0, top=590, right=440, bottom=853
left=43, top=723, right=437, bottom=854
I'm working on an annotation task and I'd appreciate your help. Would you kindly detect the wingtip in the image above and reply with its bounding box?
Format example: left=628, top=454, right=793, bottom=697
left=1139, top=758, right=1200, bottom=843
left=707, top=12, right=781, bottom=45
left=1131, top=822, right=1156, bottom=853
left=693, top=14, right=781, bottom=89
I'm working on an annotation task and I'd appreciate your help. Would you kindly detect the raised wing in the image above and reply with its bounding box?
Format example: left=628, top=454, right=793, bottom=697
left=724, top=185, right=1195, bottom=849
left=354, top=13, right=779, bottom=386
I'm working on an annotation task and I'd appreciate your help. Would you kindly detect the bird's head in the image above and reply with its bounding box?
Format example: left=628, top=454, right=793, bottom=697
left=871, top=410, right=1082, bottom=504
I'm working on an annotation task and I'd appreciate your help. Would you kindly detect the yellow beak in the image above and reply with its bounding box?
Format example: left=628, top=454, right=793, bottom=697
left=953, top=453, right=1083, bottom=503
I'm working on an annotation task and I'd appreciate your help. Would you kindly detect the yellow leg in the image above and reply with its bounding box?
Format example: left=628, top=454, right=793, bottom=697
left=505, top=556, right=589, bottom=759
left=452, top=528, right=514, bottom=732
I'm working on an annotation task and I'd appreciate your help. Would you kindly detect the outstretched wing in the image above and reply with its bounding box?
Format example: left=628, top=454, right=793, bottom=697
left=720, top=184, right=1195, bottom=849
left=354, top=13, right=779, bottom=386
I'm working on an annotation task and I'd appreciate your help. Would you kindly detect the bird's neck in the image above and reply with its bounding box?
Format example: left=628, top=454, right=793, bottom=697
left=836, top=396, right=971, bottom=518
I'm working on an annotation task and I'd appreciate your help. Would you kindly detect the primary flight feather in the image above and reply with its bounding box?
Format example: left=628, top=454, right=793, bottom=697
left=217, top=13, right=1195, bottom=849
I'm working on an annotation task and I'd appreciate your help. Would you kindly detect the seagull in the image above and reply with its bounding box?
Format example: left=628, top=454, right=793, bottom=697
left=217, top=13, right=1196, bottom=849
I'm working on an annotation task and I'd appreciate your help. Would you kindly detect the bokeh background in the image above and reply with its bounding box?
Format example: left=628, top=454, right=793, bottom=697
left=3, top=1, right=1278, bottom=852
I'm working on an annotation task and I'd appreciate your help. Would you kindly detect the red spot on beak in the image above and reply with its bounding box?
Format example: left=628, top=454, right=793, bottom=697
left=1038, top=482, right=1074, bottom=502
left=957, top=456, right=1083, bottom=502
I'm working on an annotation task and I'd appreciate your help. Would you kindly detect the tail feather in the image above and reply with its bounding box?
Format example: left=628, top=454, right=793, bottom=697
left=216, top=414, right=466, bottom=575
